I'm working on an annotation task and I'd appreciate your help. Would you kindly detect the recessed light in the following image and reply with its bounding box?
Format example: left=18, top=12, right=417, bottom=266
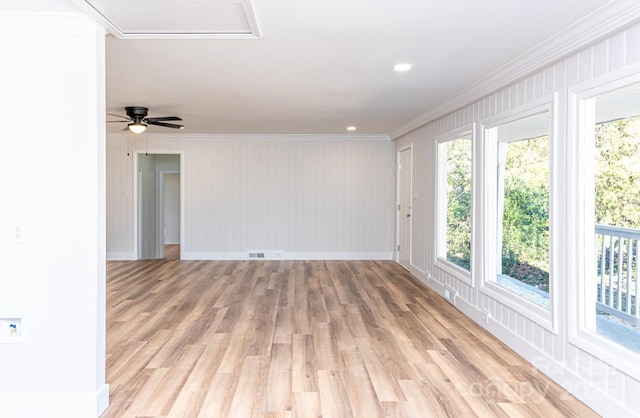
left=393, top=63, right=412, bottom=72
left=347, top=126, right=357, bottom=131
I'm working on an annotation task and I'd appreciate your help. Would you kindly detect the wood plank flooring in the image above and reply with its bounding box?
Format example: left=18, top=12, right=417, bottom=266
left=101, top=259, right=598, bottom=418
left=163, top=244, right=180, bottom=260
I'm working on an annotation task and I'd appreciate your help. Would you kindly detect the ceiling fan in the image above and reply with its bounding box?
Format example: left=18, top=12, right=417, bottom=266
left=107, top=106, right=184, bottom=133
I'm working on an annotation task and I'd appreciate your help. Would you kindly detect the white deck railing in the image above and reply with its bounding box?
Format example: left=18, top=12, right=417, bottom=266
left=595, top=224, right=640, bottom=326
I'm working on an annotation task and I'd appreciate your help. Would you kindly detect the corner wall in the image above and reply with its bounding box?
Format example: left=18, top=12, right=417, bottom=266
left=0, top=7, right=107, bottom=418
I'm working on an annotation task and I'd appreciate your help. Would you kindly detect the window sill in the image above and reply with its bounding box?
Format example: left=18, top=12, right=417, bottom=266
left=480, top=278, right=556, bottom=333
left=435, top=257, right=472, bottom=285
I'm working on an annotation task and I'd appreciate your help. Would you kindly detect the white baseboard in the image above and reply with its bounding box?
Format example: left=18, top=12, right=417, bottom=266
left=106, top=252, right=135, bottom=260
left=0, top=385, right=109, bottom=418
left=181, top=251, right=393, bottom=261
left=109, top=251, right=394, bottom=261
left=401, top=266, right=634, bottom=418
left=468, top=300, right=634, bottom=418
left=97, top=384, right=109, bottom=416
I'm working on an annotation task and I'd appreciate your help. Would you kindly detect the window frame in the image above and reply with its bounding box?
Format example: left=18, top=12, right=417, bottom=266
left=479, top=98, right=557, bottom=333
left=568, top=72, right=640, bottom=380
left=435, top=124, right=475, bottom=285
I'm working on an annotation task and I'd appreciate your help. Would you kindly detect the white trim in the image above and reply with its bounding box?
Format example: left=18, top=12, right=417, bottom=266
left=434, top=257, right=472, bottom=283
left=241, top=0, right=262, bottom=39
left=473, top=297, right=635, bottom=418
left=396, top=144, right=413, bottom=267
left=481, top=95, right=556, bottom=129
left=390, top=0, right=640, bottom=139
left=107, top=133, right=391, bottom=142
left=480, top=100, right=557, bottom=333
left=133, top=150, right=184, bottom=260
left=97, top=384, right=109, bottom=416
left=567, top=72, right=640, bottom=381
left=434, top=125, right=475, bottom=143
left=402, top=267, right=634, bottom=418
left=70, top=0, right=262, bottom=40
left=106, top=252, right=136, bottom=261
left=181, top=251, right=393, bottom=261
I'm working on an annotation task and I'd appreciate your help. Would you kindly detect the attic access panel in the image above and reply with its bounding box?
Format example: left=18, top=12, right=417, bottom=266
left=73, top=0, right=261, bottom=39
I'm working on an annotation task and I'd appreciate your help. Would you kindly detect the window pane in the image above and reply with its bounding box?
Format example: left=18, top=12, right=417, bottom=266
left=495, top=111, right=550, bottom=309
left=592, top=82, right=640, bottom=353
left=445, top=138, right=472, bottom=270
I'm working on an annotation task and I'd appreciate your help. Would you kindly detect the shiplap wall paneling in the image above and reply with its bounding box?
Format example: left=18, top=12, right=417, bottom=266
left=107, top=136, right=394, bottom=260
left=106, top=138, right=134, bottom=257
left=394, top=18, right=640, bottom=418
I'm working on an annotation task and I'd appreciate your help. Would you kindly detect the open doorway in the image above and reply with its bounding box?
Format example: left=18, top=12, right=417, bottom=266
left=162, top=172, right=180, bottom=260
left=136, top=153, right=181, bottom=260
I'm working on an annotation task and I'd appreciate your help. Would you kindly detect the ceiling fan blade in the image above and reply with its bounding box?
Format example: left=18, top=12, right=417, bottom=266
left=146, top=116, right=182, bottom=122
left=147, top=120, right=184, bottom=129
left=107, top=120, right=128, bottom=123
left=107, top=113, right=130, bottom=120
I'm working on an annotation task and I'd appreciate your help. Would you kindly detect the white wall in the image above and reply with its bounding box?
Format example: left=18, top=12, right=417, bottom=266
left=137, top=153, right=157, bottom=258
left=393, top=13, right=640, bottom=418
left=0, top=6, right=107, bottom=418
left=107, top=135, right=394, bottom=260
left=163, top=173, right=181, bottom=245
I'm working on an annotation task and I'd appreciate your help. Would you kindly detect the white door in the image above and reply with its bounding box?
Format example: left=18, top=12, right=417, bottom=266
left=398, top=147, right=412, bottom=267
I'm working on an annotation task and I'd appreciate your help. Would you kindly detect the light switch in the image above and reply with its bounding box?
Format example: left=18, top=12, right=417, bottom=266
left=11, top=223, right=26, bottom=243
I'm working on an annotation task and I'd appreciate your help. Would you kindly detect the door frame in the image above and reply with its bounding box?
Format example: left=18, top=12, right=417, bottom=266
left=133, top=150, right=184, bottom=260
left=396, top=144, right=413, bottom=266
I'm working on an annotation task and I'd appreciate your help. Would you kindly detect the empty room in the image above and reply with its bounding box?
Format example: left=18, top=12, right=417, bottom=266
left=2, top=0, right=640, bottom=417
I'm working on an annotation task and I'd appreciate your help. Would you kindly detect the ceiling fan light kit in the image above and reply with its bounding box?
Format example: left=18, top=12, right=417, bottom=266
left=107, top=106, right=184, bottom=134
left=128, top=120, right=147, bottom=134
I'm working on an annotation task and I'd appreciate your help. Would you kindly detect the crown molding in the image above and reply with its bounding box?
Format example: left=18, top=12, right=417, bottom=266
left=70, top=0, right=261, bottom=40
left=390, top=0, right=640, bottom=140
left=107, top=133, right=391, bottom=142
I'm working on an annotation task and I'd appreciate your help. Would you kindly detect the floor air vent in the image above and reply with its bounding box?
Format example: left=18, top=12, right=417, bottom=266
left=248, top=252, right=265, bottom=259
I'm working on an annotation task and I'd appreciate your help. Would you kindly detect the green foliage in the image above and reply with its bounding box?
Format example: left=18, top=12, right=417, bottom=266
left=501, top=137, right=550, bottom=289
left=595, top=117, right=640, bottom=228
left=441, top=116, right=640, bottom=292
left=445, top=139, right=472, bottom=270
left=594, top=117, right=640, bottom=288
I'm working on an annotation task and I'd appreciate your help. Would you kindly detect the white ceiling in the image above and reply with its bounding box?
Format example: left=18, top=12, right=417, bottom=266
left=68, top=0, right=617, bottom=136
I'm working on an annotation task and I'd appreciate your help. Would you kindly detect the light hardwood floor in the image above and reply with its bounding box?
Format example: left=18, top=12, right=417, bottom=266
left=163, top=244, right=180, bottom=260
left=101, top=259, right=599, bottom=418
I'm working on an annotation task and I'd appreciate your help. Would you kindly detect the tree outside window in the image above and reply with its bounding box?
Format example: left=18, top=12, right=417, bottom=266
left=437, top=134, right=472, bottom=273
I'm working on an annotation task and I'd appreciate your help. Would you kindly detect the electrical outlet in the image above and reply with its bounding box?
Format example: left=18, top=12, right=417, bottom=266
left=0, top=317, right=23, bottom=340
left=443, top=287, right=456, bottom=305
left=11, top=223, right=26, bottom=243
left=482, top=311, right=491, bottom=323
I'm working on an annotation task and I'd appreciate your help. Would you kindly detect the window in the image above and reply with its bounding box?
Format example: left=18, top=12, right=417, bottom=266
left=436, top=129, right=473, bottom=281
left=569, top=79, right=640, bottom=380
left=584, top=82, right=640, bottom=355
left=482, top=107, right=553, bottom=327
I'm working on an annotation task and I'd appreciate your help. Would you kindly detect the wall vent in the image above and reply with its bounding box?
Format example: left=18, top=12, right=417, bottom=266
left=247, top=251, right=283, bottom=259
